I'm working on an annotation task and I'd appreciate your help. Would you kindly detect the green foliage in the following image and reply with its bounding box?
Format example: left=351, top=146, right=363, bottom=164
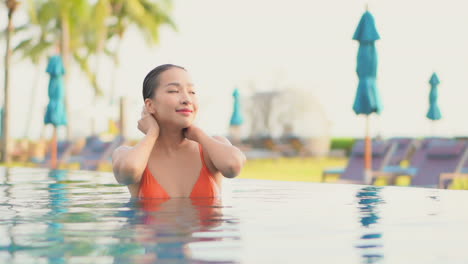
left=10, top=0, right=176, bottom=97
left=330, top=138, right=356, bottom=155
left=111, top=0, right=176, bottom=45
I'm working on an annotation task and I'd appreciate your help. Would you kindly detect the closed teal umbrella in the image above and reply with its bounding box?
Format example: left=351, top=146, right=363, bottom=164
left=427, top=73, right=442, bottom=121
left=230, top=88, right=244, bottom=126
left=353, top=11, right=382, bottom=115
left=44, top=55, right=67, bottom=169
left=45, top=55, right=67, bottom=126
left=352, top=10, right=382, bottom=184
left=229, top=88, right=243, bottom=144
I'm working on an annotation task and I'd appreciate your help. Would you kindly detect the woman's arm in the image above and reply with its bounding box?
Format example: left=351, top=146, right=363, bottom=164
left=112, top=106, right=160, bottom=185
left=112, top=131, right=158, bottom=185
left=185, top=126, right=246, bottom=178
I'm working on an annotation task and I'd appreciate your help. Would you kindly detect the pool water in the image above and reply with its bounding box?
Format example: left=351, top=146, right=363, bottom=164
left=1, top=167, right=468, bottom=263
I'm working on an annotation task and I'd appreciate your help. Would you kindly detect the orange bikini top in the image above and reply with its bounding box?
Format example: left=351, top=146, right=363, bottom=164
left=138, top=144, right=220, bottom=199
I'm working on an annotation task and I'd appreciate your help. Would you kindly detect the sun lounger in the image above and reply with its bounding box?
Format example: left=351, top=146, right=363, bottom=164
left=80, top=135, right=126, bottom=170
left=412, top=141, right=468, bottom=187
left=323, top=139, right=396, bottom=184
left=372, top=138, right=460, bottom=185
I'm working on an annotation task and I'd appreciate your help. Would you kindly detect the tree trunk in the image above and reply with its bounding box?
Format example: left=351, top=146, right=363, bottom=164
left=2, top=8, right=14, bottom=163
left=109, top=36, right=123, bottom=105
left=91, top=49, right=106, bottom=135
left=119, top=96, right=127, bottom=138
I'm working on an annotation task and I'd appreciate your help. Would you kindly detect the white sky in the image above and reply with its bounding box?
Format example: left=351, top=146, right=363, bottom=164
left=2, top=0, right=468, bottom=140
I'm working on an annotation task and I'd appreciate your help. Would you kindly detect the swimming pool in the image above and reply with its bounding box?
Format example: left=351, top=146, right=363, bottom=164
left=1, top=167, right=468, bottom=263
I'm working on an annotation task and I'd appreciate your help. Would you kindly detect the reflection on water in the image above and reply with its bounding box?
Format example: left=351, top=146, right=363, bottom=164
left=0, top=168, right=240, bottom=264
left=356, top=186, right=384, bottom=264
left=47, top=170, right=68, bottom=264
left=2, top=168, right=468, bottom=263
left=116, top=198, right=230, bottom=263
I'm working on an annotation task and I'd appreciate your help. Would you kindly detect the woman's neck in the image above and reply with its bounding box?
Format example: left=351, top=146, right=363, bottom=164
left=152, top=126, right=190, bottom=155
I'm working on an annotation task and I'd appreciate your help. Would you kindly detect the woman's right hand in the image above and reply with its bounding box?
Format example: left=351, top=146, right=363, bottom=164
left=138, top=106, right=160, bottom=137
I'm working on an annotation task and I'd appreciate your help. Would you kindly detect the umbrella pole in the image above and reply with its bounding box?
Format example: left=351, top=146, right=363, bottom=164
left=364, top=116, right=372, bottom=184
left=51, top=127, right=57, bottom=169
left=431, top=120, right=435, bottom=137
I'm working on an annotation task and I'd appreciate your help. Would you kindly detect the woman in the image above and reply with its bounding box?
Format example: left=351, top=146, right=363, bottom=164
left=112, top=64, right=246, bottom=199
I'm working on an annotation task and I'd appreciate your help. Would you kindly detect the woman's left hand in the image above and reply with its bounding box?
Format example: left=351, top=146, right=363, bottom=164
left=184, top=125, right=204, bottom=142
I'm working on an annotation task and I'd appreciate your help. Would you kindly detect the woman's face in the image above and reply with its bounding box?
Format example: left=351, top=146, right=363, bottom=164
left=147, top=67, right=198, bottom=128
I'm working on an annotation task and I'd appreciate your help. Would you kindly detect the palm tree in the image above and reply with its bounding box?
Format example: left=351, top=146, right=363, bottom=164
left=13, top=1, right=54, bottom=139
left=107, top=0, right=176, bottom=103
left=16, top=0, right=100, bottom=139
left=89, top=0, right=176, bottom=135
left=2, top=0, right=20, bottom=163
left=14, top=0, right=176, bottom=139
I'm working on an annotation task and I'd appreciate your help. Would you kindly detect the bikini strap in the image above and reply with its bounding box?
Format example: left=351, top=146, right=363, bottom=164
left=198, top=144, right=208, bottom=169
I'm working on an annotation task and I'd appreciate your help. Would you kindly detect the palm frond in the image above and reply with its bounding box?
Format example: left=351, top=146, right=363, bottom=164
left=0, top=24, right=30, bottom=39
left=73, top=52, right=103, bottom=97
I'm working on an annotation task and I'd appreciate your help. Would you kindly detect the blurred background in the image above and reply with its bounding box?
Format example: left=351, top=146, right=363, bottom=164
left=2, top=0, right=468, bottom=188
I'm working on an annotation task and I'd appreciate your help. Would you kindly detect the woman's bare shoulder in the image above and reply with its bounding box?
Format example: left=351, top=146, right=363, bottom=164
left=112, top=145, right=133, bottom=160
left=212, top=136, right=232, bottom=145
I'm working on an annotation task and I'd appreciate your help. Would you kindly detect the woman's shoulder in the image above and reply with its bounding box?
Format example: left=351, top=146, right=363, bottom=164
left=212, top=136, right=232, bottom=145
left=112, top=145, right=133, bottom=160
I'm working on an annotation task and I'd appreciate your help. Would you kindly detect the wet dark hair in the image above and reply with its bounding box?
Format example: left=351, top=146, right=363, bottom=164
left=142, top=64, right=186, bottom=100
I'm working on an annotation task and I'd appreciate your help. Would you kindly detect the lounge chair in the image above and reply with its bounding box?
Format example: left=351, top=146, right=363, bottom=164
left=323, top=139, right=396, bottom=184
left=32, top=140, right=74, bottom=167
left=242, top=135, right=283, bottom=159
left=372, top=138, right=460, bottom=185
left=438, top=143, right=468, bottom=188
left=62, top=136, right=123, bottom=170
left=277, top=134, right=308, bottom=157
left=387, top=137, right=416, bottom=166
left=439, top=141, right=468, bottom=188
left=81, top=135, right=126, bottom=170
left=411, top=141, right=468, bottom=187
